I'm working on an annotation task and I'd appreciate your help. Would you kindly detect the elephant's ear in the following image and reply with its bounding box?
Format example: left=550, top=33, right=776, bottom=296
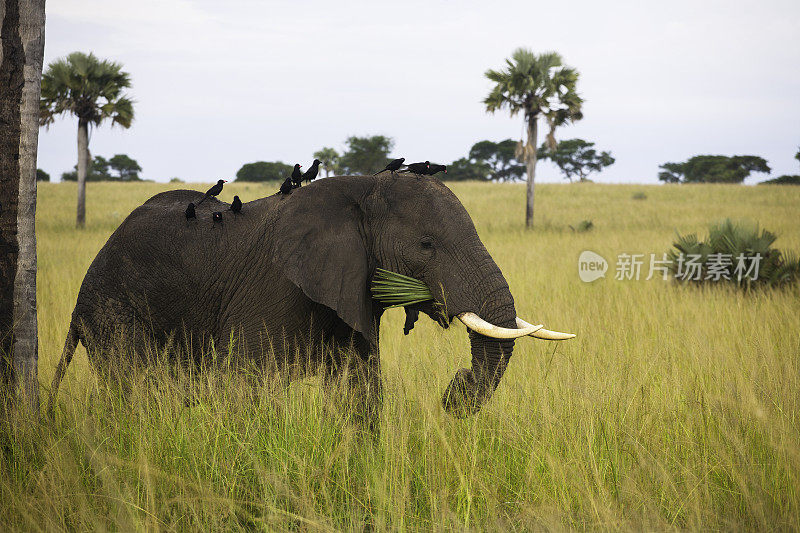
left=269, top=180, right=376, bottom=340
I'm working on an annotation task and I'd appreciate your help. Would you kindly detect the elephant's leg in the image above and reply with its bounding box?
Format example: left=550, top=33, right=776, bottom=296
left=323, top=334, right=382, bottom=433
left=351, top=351, right=382, bottom=434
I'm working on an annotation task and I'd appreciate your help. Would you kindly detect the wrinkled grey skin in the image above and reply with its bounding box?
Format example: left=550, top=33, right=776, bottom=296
left=49, top=175, right=518, bottom=424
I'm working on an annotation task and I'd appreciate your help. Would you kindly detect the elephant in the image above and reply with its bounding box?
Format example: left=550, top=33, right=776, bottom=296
left=48, top=174, right=574, bottom=424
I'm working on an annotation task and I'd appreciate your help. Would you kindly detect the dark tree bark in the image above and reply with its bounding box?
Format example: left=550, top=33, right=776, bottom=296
left=0, top=0, right=46, bottom=411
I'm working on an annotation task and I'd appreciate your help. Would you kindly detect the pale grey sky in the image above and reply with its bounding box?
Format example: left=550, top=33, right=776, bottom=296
left=38, top=0, right=800, bottom=183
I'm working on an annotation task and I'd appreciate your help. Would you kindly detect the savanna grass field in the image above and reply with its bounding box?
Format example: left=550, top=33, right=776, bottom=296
left=3, top=180, right=800, bottom=530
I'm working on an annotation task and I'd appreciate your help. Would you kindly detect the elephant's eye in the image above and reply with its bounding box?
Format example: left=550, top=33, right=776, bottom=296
left=420, top=238, right=433, bottom=250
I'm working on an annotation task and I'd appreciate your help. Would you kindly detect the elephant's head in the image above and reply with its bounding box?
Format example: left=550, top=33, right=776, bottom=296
left=270, top=174, right=573, bottom=417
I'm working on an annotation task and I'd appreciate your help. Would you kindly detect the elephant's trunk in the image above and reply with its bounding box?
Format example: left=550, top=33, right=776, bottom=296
left=442, top=274, right=518, bottom=418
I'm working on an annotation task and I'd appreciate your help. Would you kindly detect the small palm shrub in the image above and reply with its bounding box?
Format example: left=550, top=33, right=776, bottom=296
left=667, top=219, right=800, bottom=288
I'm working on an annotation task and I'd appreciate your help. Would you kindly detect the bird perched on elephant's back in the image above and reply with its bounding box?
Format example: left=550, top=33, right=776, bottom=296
left=197, top=179, right=226, bottom=204
left=302, top=159, right=322, bottom=183
left=48, top=174, right=575, bottom=425
left=230, top=195, right=242, bottom=213
left=405, top=161, right=430, bottom=175
left=290, top=164, right=303, bottom=188
left=279, top=177, right=293, bottom=195
left=426, top=163, right=447, bottom=176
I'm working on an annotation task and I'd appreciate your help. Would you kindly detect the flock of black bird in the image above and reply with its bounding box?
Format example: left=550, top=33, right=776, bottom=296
left=373, top=158, right=447, bottom=178
left=184, top=157, right=447, bottom=222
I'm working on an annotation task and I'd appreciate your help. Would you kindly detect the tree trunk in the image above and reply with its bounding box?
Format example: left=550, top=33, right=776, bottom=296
left=0, top=0, right=46, bottom=411
left=524, top=113, right=538, bottom=228
left=76, top=118, right=89, bottom=228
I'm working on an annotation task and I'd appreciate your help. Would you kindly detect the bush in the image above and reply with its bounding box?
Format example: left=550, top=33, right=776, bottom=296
left=632, top=191, right=647, bottom=200
left=36, top=168, right=50, bottom=182
left=759, top=175, right=800, bottom=185
left=236, top=161, right=292, bottom=182
left=569, top=219, right=594, bottom=232
left=667, top=219, right=800, bottom=288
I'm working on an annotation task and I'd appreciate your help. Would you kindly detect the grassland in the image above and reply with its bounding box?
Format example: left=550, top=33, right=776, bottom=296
left=2, top=180, right=800, bottom=531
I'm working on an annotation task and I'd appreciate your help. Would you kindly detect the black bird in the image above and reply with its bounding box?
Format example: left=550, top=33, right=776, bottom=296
left=279, top=177, right=293, bottom=195
left=185, top=202, right=196, bottom=220
left=290, top=164, right=303, bottom=188
left=374, top=157, right=405, bottom=175
left=197, top=179, right=227, bottom=204
left=230, top=195, right=242, bottom=213
left=405, top=161, right=430, bottom=175
left=302, top=159, right=322, bottom=183
left=212, top=211, right=223, bottom=223
left=426, top=163, right=447, bottom=176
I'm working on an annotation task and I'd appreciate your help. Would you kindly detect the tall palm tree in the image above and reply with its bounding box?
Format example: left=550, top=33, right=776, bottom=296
left=0, top=0, right=46, bottom=411
left=40, top=52, right=134, bottom=228
left=484, top=49, right=583, bottom=228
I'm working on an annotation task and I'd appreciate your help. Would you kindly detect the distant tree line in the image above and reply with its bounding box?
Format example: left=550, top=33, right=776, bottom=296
left=659, top=149, right=799, bottom=185
left=235, top=135, right=396, bottom=182
left=446, top=139, right=524, bottom=182
left=538, top=139, right=614, bottom=182
left=236, top=161, right=293, bottom=182
left=658, top=155, right=770, bottom=184
left=234, top=135, right=796, bottom=187
left=61, top=154, right=142, bottom=182
left=446, top=138, right=614, bottom=183
left=234, top=134, right=615, bottom=184
left=759, top=148, right=800, bottom=185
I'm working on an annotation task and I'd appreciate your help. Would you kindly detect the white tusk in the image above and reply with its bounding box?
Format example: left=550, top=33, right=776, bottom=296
left=516, top=317, right=576, bottom=340
left=457, top=312, right=543, bottom=339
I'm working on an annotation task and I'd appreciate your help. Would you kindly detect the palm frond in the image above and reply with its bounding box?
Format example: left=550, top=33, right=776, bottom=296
left=483, top=48, right=582, bottom=131
left=667, top=218, right=800, bottom=288
left=39, top=51, right=134, bottom=128
left=371, top=269, right=434, bottom=308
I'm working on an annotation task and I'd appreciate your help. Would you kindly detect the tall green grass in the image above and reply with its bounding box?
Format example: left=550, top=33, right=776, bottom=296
left=2, top=181, right=799, bottom=530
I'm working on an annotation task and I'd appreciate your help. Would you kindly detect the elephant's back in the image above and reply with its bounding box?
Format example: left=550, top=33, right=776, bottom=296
left=72, top=190, right=254, bottom=348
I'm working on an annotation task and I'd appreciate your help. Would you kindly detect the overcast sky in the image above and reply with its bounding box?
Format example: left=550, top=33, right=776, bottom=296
left=38, top=0, right=800, bottom=183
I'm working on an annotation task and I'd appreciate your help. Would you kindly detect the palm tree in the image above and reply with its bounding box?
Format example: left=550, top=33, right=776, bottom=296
left=484, top=49, right=583, bottom=228
left=313, top=147, right=341, bottom=177
left=0, top=0, right=46, bottom=411
left=40, top=52, right=134, bottom=228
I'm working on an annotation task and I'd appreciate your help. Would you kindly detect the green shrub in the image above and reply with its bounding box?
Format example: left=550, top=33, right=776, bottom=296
left=569, top=219, right=594, bottom=232
left=667, top=219, right=800, bottom=288
left=632, top=191, right=647, bottom=200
